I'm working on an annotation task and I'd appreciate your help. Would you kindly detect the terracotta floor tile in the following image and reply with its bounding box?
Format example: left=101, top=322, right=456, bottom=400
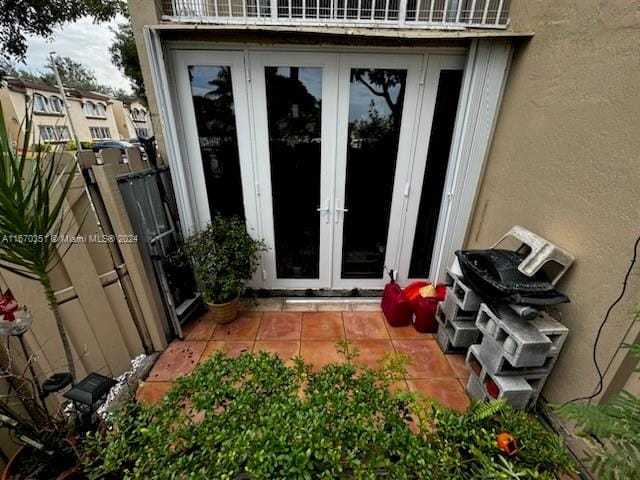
left=254, top=340, right=300, bottom=366
left=301, top=312, right=344, bottom=339
left=388, top=381, right=409, bottom=393
left=349, top=340, right=394, bottom=369
left=182, top=312, right=216, bottom=341
left=136, top=381, right=171, bottom=404
left=343, top=312, right=389, bottom=339
left=385, top=322, right=434, bottom=340
left=407, top=379, right=470, bottom=412
left=211, top=311, right=262, bottom=340
left=257, top=312, right=302, bottom=340
left=446, top=354, right=470, bottom=380
left=300, top=340, right=346, bottom=371
left=147, top=341, right=207, bottom=381
left=392, top=339, right=455, bottom=379
left=200, top=340, right=254, bottom=361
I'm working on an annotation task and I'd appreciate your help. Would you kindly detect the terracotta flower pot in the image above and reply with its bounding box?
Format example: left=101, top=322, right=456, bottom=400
left=207, top=296, right=240, bottom=324
left=2, top=446, right=84, bottom=480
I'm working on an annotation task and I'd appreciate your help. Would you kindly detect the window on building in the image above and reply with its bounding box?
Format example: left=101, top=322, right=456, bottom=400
left=131, top=108, right=140, bottom=121
left=55, top=126, right=70, bottom=141
left=134, top=127, right=149, bottom=138
left=83, top=101, right=96, bottom=116
left=39, top=125, right=56, bottom=142
left=33, top=94, right=49, bottom=113
left=49, top=96, right=64, bottom=113
left=90, top=127, right=111, bottom=140
left=95, top=103, right=107, bottom=117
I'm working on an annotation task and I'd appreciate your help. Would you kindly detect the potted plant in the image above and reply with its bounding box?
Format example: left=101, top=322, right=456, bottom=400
left=177, top=215, right=266, bottom=324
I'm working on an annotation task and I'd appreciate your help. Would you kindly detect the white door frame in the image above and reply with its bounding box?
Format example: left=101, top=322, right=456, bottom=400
left=395, top=53, right=467, bottom=286
left=145, top=33, right=513, bottom=291
left=331, top=53, right=424, bottom=289
left=249, top=51, right=338, bottom=289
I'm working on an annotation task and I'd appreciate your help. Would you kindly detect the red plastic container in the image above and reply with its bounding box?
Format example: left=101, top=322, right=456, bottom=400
left=381, top=282, right=413, bottom=327
left=410, top=283, right=447, bottom=333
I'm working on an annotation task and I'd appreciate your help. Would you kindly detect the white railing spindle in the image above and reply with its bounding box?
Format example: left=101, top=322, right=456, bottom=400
left=357, top=0, right=362, bottom=20
left=414, top=0, right=421, bottom=21
left=495, top=0, right=505, bottom=25
left=384, top=0, right=389, bottom=21
left=428, top=0, right=434, bottom=22
left=270, top=0, right=277, bottom=18
left=443, top=0, right=449, bottom=23
left=398, top=0, right=406, bottom=24
left=469, top=0, right=477, bottom=24
left=482, top=0, right=490, bottom=24
left=455, top=0, right=462, bottom=24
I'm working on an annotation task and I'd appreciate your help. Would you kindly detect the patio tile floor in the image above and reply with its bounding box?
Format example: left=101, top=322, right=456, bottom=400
left=138, top=310, right=470, bottom=411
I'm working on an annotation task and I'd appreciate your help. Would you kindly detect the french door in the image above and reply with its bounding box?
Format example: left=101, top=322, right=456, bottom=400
left=171, top=49, right=465, bottom=290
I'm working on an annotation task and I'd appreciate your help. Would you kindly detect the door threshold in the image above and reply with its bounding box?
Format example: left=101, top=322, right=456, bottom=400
left=285, top=297, right=380, bottom=305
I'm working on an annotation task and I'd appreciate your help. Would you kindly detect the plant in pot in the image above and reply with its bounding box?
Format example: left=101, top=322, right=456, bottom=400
left=176, top=215, right=266, bottom=324
left=0, top=106, right=90, bottom=478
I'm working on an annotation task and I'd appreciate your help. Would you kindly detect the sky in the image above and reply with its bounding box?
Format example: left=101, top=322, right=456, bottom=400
left=19, top=16, right=133, bottom=94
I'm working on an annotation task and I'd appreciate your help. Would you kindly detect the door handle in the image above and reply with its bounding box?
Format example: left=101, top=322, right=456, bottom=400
left=335, top=200, right=348, bottom=223
left=316, top=199, right=330, bottom=223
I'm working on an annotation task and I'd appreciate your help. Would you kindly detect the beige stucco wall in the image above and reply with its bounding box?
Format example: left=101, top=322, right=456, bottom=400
left=466, top=0, right=640, bottom=403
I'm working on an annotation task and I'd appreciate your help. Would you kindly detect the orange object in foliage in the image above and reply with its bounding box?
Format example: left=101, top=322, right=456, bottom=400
left=497, top=432, right=518, bottom=455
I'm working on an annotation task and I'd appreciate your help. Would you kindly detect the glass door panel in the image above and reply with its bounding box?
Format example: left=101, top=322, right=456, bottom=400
left=396, top=54, right=466, bottom=285
left=171, top=50, right=258, bottom=239
left=341, top=68, right=408, bottom=278
left=265, top=66, right=323, bottom=278
left=188, top=65, right=245, bottom=219
left=409, top=69, right=463, bottom=278
left=333, top=54, right=423, bottom=288
left=251, top=52, right=337, bottom=289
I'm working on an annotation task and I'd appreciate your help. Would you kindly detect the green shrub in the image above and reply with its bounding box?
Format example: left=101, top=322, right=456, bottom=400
left=84, top=347, right=576, bottom=479
left=175, top=215, right=266, bottom=304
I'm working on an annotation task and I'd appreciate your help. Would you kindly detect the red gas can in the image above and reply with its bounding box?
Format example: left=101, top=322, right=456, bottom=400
left=411, top=284, right=447, bottom=333
left=381, top=272, right=412, bottom=327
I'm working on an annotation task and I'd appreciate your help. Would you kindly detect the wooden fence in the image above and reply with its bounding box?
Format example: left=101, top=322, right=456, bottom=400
left=0, top=148, right=170, bottom=462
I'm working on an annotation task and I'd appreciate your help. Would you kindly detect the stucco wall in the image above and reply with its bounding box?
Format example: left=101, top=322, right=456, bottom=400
left=466, top=0, right=640, bottom=403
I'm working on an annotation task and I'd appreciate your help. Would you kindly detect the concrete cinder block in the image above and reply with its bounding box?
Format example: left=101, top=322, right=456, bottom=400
left=466, top=374, right=489, bottom=402
left=468, top=368, right=534, bottom=410
left=476, top=304, right=552, bottom=368
left=530, top=313, right=569, bottom=354
left=444, top=319, right=482, bottom=348
left=451, top=277, right=482, bottom=311
left=436, top=324, right=466, bottom=354
left=469, top=339, right=557, bottom=377
left=441, top=288, right=477, bottom=322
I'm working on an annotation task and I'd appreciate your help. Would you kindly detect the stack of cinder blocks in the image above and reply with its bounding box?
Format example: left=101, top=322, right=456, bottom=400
left=435, top=269, right=482, bottom=353
left=465, top=304, right=569, bottom=410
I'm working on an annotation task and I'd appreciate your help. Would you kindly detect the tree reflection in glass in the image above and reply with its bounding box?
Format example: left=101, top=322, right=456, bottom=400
left=265, top=67, right=323, bottom=279
left=189, top=65, right=245, bottom=219
left=342, top=68, right=407, bottom=279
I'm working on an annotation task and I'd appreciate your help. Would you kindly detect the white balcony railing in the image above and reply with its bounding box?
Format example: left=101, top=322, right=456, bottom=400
left=161, top=0, right=510, bottom=29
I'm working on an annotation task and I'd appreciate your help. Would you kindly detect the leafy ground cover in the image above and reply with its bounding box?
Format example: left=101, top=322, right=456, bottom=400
left=84, top=343, right=576, bottom=479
